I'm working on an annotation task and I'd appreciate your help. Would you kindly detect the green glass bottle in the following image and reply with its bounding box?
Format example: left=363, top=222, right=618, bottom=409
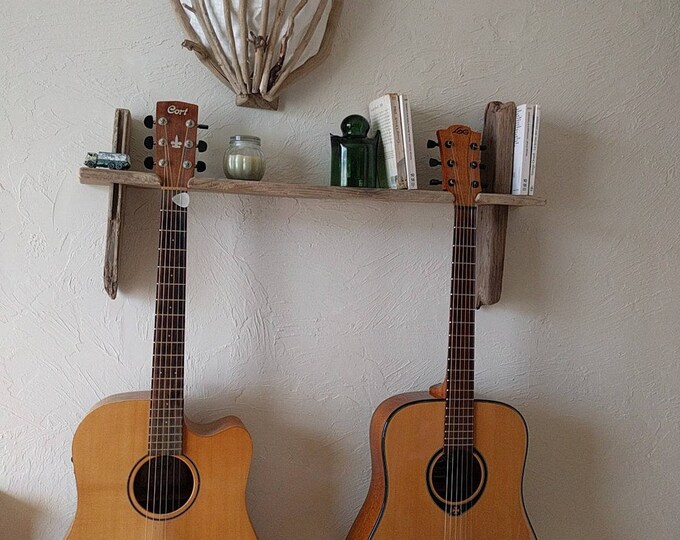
left=330, top=115, right=385, bottom=188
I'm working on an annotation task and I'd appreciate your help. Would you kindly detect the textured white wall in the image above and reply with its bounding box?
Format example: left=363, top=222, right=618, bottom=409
left=1, top=1, right=679, bottom=538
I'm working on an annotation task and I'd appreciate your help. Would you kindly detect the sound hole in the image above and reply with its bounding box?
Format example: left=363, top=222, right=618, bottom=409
left=131, top=455, right=195, bottom=517
left=427, top=448, right=486, bottom=515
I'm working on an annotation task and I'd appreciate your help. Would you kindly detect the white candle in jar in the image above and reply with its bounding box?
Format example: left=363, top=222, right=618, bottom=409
left=226, top=153, right=265, bottom=180
left=223, top=135, right=266, bottom=181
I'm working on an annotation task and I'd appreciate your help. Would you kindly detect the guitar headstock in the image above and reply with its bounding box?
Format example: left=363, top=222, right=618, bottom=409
left=429, top=125, right=483, bottom=206
left=143, top=101, right=207, bottom=189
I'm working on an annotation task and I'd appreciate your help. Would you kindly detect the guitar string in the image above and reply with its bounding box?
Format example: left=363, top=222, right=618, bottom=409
left=461, top=206, right=469, bottom=540
left=466, top=206, right=476, bottom=540
left=443, top=208, right=451, bottom=540
left=159, top=122, right=173, bottom=533
left=170, top=122, right=192, bottom=538
left=159, top=125, right=173, bottom=530
left=158, top=123, right=173, bottom=538
left=455, top=205, right=465, bottom=540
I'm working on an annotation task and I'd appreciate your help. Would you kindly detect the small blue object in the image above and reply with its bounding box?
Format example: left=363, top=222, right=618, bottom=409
left=84, top=152, right=131, bottom=170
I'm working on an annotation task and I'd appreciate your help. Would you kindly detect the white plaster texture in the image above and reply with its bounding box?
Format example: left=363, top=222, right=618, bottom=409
left=0, top=1, right=679, bottom=539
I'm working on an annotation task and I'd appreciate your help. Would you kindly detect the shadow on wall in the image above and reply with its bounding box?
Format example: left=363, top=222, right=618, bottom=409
left=519, top=402, right=614, bottom=540
left=0, top=492, right=41, bottom=540
left=190, top=387, right=345, bottom=540
left=117, top=185, right=159, bottom=298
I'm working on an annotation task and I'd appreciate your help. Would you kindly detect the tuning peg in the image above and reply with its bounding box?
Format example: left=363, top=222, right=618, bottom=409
left=480, top=145, right=487, bottom=151
left=470, top=143, right=479, bottom=150
left=197, top=140, right=208, bottom=152
left=470, top=161, right=478, bottom=169
left=144, top=156, right=155, bottom=170
left=144, top=136, right=154, bottom=150
left=144, top=115, right=154, bottom=129
left=197, top=124, right=209, bottom=130
left=479, top=163, right=487, bottom=170
left=195, top=161, right=206, bottom=173
left=429, top=179, right=442, bottom=185
left=429, top=158, right=441, bottom=167
left=427, top=139, right=439, bottom=149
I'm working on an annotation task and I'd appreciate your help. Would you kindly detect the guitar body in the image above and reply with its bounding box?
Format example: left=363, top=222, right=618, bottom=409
left=348, top=393, right=536, bottom=540
left=68, top=392, right=257, bottom=539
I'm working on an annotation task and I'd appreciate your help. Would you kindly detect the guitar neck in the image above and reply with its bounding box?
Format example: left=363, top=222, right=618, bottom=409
left=150, top=190, right=188, bottom=456
left=444, top=206, right=477, bottom=451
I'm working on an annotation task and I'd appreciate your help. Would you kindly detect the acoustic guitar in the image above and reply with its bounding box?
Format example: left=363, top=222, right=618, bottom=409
left=347, top=125, right=536, bottom=540
left=68, top=102, right=258, bottom=539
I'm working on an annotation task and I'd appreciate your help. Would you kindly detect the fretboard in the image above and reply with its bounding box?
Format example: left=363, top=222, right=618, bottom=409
left=149, top=190, right=188, bottom=456
left=444, top=206, right=477, bottom=451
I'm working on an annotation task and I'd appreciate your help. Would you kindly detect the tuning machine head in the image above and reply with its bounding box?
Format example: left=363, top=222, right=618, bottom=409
left=143, top=156, right=155, bottom=170
left=195, top=161, right=206, bottom=173
left=197, top=140, right=207, bottom=153
left=144, top=136, right=154, bottom=150
left=144, top=115, right=154, bottom=129
left=429, top=158, right=441, bottom=167
left=427, top=139, right=439, bottom=149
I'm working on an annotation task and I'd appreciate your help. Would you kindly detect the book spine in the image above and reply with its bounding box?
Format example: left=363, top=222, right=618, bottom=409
left=368, top=96, right=399, bottom=189
left=528, top=105, right=540, bottom=196
left=389, top=94, right=408, bottom=189
left=512, top=104, right=532, bottom=195
left=399, top=95, right=418, bottom=189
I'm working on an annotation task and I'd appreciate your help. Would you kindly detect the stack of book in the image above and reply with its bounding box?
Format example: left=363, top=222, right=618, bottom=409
left=368, top=94, right=418, bottom=189
left=512, top=104, right=541, bottom=195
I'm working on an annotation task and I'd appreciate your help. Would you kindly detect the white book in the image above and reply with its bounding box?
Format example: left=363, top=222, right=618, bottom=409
left=528, top=105, right=540, bottom=195
left=512, top=104, right=534, bottom=195
left=399, top=95, right=418, bottom=189
left=369, top=94, right=408, bottom=189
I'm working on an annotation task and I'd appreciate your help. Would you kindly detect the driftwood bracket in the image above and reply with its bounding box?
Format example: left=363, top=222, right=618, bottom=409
left=476, top=101, right=518, bottom=307
left=103, top=108, right=131, bottom=299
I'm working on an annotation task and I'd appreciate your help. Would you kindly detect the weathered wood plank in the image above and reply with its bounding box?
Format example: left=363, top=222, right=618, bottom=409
left=103, top=109, right=132, bottom=300
left=81, top=169, right=545, bottom=206
left=477, top=101, right=518, bottom=307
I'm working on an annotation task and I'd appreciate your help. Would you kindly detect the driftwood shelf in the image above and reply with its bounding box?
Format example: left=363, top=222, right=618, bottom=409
left=85, top=107, right=544, bottom=306
left=79, top=168, right=546, bottom=207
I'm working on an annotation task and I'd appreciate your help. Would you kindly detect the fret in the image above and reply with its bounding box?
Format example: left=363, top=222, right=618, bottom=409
left=450, top=265, right=476, bottom=279
left=159, top=213, right=187, bottom=231
left=155, top=284, right=186, bottom=293
left=157, top=235, right=187, bottom=250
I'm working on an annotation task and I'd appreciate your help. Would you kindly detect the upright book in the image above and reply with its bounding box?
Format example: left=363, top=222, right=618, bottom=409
left=68, top=102, right=258, bottom=539
left=399, top=95, right=418, bottom=190
left=512, top=104, right=534, bottom=195
left=369, top=94, right=406, bottom=189
left=528, top=104, right=541, bottom=195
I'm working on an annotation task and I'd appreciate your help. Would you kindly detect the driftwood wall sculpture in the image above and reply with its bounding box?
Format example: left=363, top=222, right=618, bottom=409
left=171, top=0, right=343, bottom=110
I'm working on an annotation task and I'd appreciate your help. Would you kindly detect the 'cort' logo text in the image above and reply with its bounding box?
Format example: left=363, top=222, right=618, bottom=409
left=167, top=105, right=188, bottom=115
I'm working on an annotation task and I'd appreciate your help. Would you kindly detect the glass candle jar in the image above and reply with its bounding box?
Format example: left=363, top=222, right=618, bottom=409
left=223, top=135, right=266, bottom=181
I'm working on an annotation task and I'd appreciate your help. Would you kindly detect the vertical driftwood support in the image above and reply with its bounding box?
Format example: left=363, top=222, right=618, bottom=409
left=103, top=109, right=132, bottom=299
left=476, top=101, right=516, bottom=307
